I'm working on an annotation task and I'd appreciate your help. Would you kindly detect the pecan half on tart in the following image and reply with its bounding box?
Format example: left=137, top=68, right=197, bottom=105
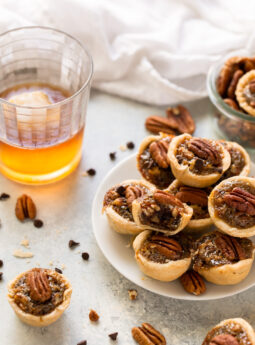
left=168, top=134, right=231, bottom=188
left=236, top=70, right=255, bottom=116
left=103, top=179, right=155, bottom=235
left=192, top=231, right=254, bottom=285
left=133, top=230, right=191, bottom=281
left=132, top=190, right=193, bottom=235
left=168, top=179, right=213, bottom=231
left=8, top=268, right=72, bottom=327
left=137, top=133, right=175, bottom=189
left=202, top=318, right=255, bottom=345
left=208, top=176, right=255, bottom=237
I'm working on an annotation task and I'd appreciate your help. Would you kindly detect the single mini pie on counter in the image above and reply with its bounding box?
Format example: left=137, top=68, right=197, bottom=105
left=168, top=134, right=231, bottom=188
left=8, top=268, right=72, bottom=327
left=137, top=133, right=175, bottom=189
left=236, top=70, right=255, bottom=116
left=202, top=318, right=255, bottom=345
left=168, top=179, right=213, bottom=230
left=133, top=230, right=191, bottom=281
left=192, top=231, right=254, bottom=285
left=208, top=176, right=255, bottom=237
left=132, top=190, right=193, bottom=235
left=103, top=179, right=155, bottom=235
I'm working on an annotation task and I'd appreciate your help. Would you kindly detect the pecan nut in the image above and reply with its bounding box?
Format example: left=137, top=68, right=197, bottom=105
left=15, top=194, right=36, bottom=221
left=166, top=105, right=195, bottom=134
left=180, top=270, right=206, bottom=296
left=26, top=268, right=52, bottom=302
left=227, top=69, right=244, bottom=99
left=223, top=187, right=255, bottom=216
left=132, top=323, right=166, bottom=345
left=149, top=140, right=169, bottom=169
left=215, top=232, right=246, bottom=261
left=125, top=186, right=143, bottom=209
left=145, top=116, right=176, bottom=135
left=187, top=138, right=221, bottom=165
left=148, top=234, right=183, bottom=260
left=154, top=190, right=184, bottom=208
left=209, top=334, right=239, bottom=345
left=176, top=186, right=208, bottom=207
left=223, top=98, right=239, bottom=111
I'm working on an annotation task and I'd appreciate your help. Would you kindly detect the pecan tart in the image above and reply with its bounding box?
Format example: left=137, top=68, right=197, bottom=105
left=137, top=133, right=175, bottom=189
left=236, top=70, right=255, bottom=116
left=168, top=134, right=231, bottom=188
left=133, top=230, right=191, bottom=281
left=168, top=179, right=213, bottom=230
left=202, top=318, right=255, bottom=345
left=132, top=190, right=193, bottom=235
left=8, top=268, right=72, bottom=327
left=192, top=231, right=254, bottom=285
left=208, top=176, right=255, bottom=237
left=103, top=179, right=154, bottom=235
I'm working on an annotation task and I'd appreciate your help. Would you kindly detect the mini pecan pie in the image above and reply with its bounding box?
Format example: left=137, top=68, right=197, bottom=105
left=168, top=179, right=213, bottom=230
left=192, top=231, right=254, bottom=285
left=202, top=318, right=255, bottom=345
left=208, top=176, right=255, bottom=237
left=8, top=268, right=72, bottom=327
left=133, top=230, right=191, bottom=281
left=132, top=190, right=193, bottom=235
left=168, top=134, right=231, bottom=188
left=103, top=179, right=154, bottom=235
left=236, top=70, right=255, bottom=116
left=137, top=133, right=175, bottom=189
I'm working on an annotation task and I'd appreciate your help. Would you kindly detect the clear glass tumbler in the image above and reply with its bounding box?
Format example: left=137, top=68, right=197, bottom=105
left=0, top=26, right=93, bottom=184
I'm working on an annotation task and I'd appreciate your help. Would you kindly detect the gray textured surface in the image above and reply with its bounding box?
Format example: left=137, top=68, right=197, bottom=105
left=1, top=90, right=255, bottom=345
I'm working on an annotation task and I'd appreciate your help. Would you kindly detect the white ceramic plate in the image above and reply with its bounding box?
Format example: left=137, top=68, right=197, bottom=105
left=92, top=153, right=255, bottom=300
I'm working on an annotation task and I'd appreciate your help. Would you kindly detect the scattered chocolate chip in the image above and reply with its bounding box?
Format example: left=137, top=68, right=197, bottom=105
left=127, top=141, right=135, bottom=149
left=77, top=341, right=87, bottom=345
left=69, top=240, right=80, bottom=248
left=82, top=252, right=89, bottom=261
left=55, top=267, right=62, bottom=274
left=109, top=152, right=116, bottom=161
left=0, top=272, right=3, bottom=281
left=194, top=158, right=204, bottom=172
left=89, top=309, right=99, bottom=322
left=0, top=260, right=3, bottom=268
left=116, top=185, right=126, bottom=196
left=87, top=168, right=96, bottom=176
left=0, top=193, right=10, bottom=200
left=109, top=332, right=118, bottom=341
left=33, top=219, right=44, bottom=228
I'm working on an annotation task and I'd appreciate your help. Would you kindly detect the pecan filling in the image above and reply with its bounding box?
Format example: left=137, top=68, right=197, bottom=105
left=104, top=184, right=149, bottom=221
left=219, top=144, right=246, bottom=181
left=176, top=138, right=223, bottom=175
left=12, top=269, right=67, bottom=316
left=138, top=137, right=175, bottom=189
left=213, top=181, right=255, bottom=229
left=192, top=232, right=253, bottom=270
left=203, top=322, right=251, bottom=345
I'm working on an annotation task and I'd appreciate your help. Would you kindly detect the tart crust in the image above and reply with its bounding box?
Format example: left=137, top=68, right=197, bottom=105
left=168, top=134, right=231, bottom=188
left=236, top=70, right=255, bottom=116
left=133, top=230, right=191, bottom=281
left=8, top=269, right=72, bottom=327
left=103, top=179, right=155, bottom=235
left=208, top=176, right=255, bottom=237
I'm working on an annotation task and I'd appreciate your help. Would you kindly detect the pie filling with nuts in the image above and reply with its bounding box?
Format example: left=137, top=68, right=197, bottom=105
left=219, top=142, right=247, bottom=181
left=138, top=136, right=175, bottom=189
left=11, top=268, right=68, bottom=316
left=192, top=232, right=253, bottom=271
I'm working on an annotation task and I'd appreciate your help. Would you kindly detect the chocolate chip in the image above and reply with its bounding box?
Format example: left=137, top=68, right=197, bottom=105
left=0, top=272, right=3, bottom=281
left=69, top=240, right=80, bottom=248
left=55, top=267, right=62, bottom=274
left=87, top=168, right=96, bottom=176
left=116, top=185, right=125, bottom=196
left=33, top=219, right=43, bottom=228
left=127, top=141, right=135, bottom=149
left=0, top=193, right=10, bottom=200
left=109, top=332, right=118, bottom=341
left=109, top=152, right=116, bottom=160
left=82, top=252, right=89, bottom=261
left=0, top=260, right=3, bottom=268
left=194, top=158, right=203, bottom=172
left=77, top=341, right=87, bottom=345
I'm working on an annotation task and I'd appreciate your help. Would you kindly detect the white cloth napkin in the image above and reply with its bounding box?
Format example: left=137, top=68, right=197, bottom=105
left=1, top=0, right=255, bottom=105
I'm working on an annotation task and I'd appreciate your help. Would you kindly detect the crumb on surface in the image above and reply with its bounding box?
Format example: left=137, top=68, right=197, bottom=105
left=119, top=144, right=127, bottom=151
left=13, top=249, right=34, bottom=258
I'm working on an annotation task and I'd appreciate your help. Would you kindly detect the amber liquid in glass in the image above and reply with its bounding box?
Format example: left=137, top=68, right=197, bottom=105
left=0, top=82, right=84, bottom=184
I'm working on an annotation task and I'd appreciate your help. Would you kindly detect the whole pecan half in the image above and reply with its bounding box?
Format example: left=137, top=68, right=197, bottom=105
left=227, top=69, right=244, bottom=99
left=180, top=270, right=206, bottom=296
left=15, top=194, right=37, bottom=221
left=154, top=190, right=184, bottom=208
left=145, top=116, right=176, bottom=135
left=209, top=334, right=239, bottom=345
left=125, top=185, right=143, bottom=209
left=223, top=187, right=255, bottom=216
left=132, top=323, right=166, bottom=345
left=26, top=268, right=52, bottom=302
left=215, top=232, right=246, bottom=261
left=149, top=140, right=169, bottom=169
left=148, top=234, right=183, bottom=260
left=166, top=105, right=195, bottom=134
left=188, top=138, right=221, bottom=165
left=176, top=186, right=208, bottom=207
